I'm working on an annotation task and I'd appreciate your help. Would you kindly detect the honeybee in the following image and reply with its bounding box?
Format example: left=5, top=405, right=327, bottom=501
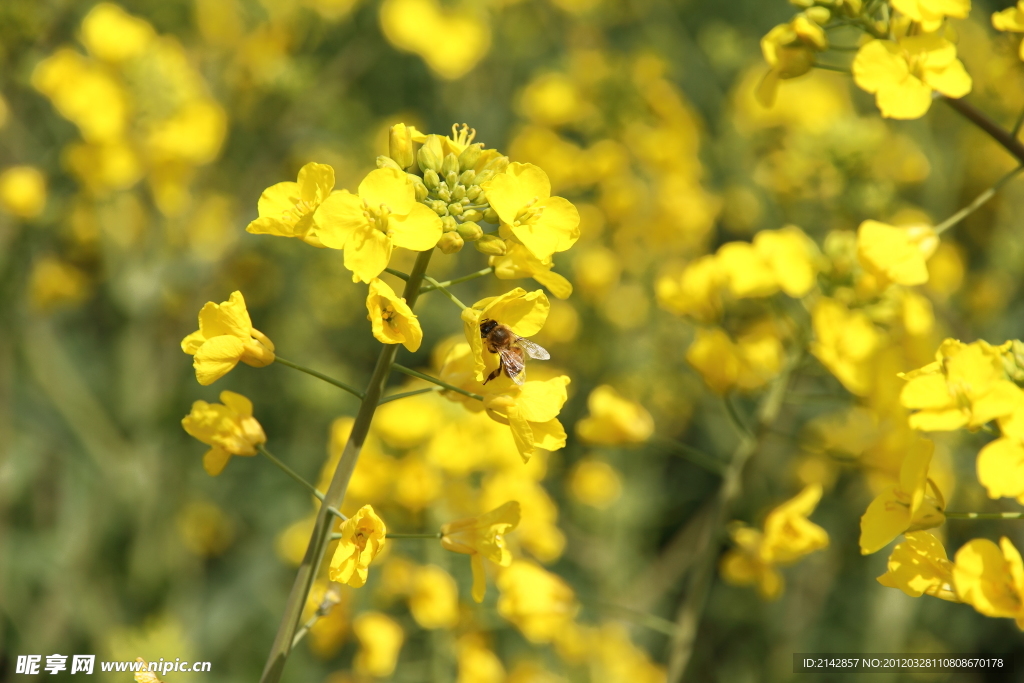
left=480, top=318, right=550, bottom=385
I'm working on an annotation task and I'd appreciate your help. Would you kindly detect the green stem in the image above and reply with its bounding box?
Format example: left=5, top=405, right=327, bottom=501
left=651, top=436, right=725, bottom=476
left=422, top=275, right=468, bottom=310
left=1013, top=106, right=1024, bottom=138
left=378, top=386, right=442, bottom=405
left=934, top=165, right=1024, bottom=235
left=386, top=532, right=443, bottom=539
left=584, top=599, right=681, bottom=637
left=274, top=356, right=365, bottom=399
left=259, top=248, right=435, bottom=683
left=812, top=62, right=851, bottom=74
left=945, top=511, right=1024, bottom=519
left=384, top=267, right=410, bottom=281
left=420, top=267, right=493, bottom=293
left=942, top=96, right=1024, bottom=165
left=722, top=395, right=753, bottom=440
left=258, top=445, right=324, bottom=501
left=391, top=363, right=484, bottom=401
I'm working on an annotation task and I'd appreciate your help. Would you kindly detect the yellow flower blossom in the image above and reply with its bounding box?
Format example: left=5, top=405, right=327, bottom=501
left=568, top=459, right=622, bottom=509
left=953, top=537, right=1024, bottom=628
left=686, top=324, right=784, bottom=394
left=246, top=162, right=336, bottom=247
left=720, top=485, right=829, bottom=599
left=456, top=635, right=506, bottom=683
left=899, top=339, right=1020, bottom=431
left=353, top=611, right=404, bottom=677
left=860, top=439, right=945, bottom=554
left=81, top=3, right=154, bottom=63
left=482, top=377, right=571, bottom=462
left=329, top=505, right=387, bottom=588
left=481, top=471, right=565, bottom=562
left=715, top=226, right=820, bottom=299
left=180, top=291, right=275, bottom=386
left=993, top=2, right=1024, bottom=60
left=852, top=34, right=972, bottom=120
left=655, top=255, right=722, bottom=323
left=576, top=385, right=654, bottom=445
left=892, top=0, right=970, bottom=32
left=810, top=298, right=880, bottom=396
left=976, top=437, right=1024, bottom=504
left=857, top=220, right=938, bottom=286
left=490, top=243, right=573, bottom=300
left=877, top=531, right=959, bottom=601
left=461, top=288, right=550, bottom=383
left=496, top=561, right=579, bottom=643
left=29, top=257, right=90, bottom=311
left=181, top=391, right=266, bottom=476
left=483, top=162, right=580, bottom=261
left=134, top=658, right=164, bottom=683
left=32, top=48, right=127, bottom=143
left=442, top=501, right=520, bottom=602
left=756, top=14, right=829, bottom=107
left=0, top=166, right=46, bottom=219
left=314, top=167, right=442, bottom=283
left=379, top=0, right=491, bottom=80
left=365, top=278, right=422, bottom=352
left=409, top=564, right=459, bottom=629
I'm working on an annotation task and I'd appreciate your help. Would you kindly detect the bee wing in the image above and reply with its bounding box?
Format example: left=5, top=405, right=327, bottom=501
left=499, top=348, right=527, bottom=385
left=514, top=337, right=550, bottom=360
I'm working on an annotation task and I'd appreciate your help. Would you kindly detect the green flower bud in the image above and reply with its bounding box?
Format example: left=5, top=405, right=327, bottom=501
left=377, top=155, right=403, bottom=171
left=459, top=170, right=476, bottom=185
left=418, top=146, right=441, bottom=173
left=424, top=169, right=440, bottom=190
left=458, top=144, right=483, bottom=171
left=441, top=216, right=458, bottom=233
left=483, top=208, right=499, bottom=224
left=408, top=174, right=428, bottom=201
left=445, top=170, right=459, bottom=187
left=462, top=209, right=483, bottom=222
left=467, top=186, right=483, bottom=202
left=437, top=184, right=452, bottom=202
left=1005, top=341, right=1024, bottom=383
left=474, top=234, right=506, bottom=256
left=456, top=221, right=483, bottom=241
left=482, top=155, right=509, bottom=174
left=805, top=6, right=830, bottom=24
left=389, top=123, right=415, bottom=169
left=475, top=170, right=494, bottom=184
left=452, top=184, right=466, bottom=201
left=438, top=232, right=464, bottom=254
left=442, top=153, right=460, bottom=177
left=429, top=200, right=449, bottom=216
left=448, top=203, right=464, bottom=216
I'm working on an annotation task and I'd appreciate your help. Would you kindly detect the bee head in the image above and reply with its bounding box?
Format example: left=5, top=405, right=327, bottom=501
left=480, top=319, right=499, bottom=337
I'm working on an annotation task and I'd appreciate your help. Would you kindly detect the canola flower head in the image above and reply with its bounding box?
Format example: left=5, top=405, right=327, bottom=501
left=379, top=0, right=491, bottom=80
left=496, top=560, right=579, bottom=643
left=314, top=167, right=443, bottom=283
left=852, top=33, right=972, bottom=120
left=756, top=14, right=829, bottom=107
left=442, top=500, right=521, bottom=602
left=329, top=505, right=387, bottom=588
left=992, top=2, right=1024, bottom=60
left=0, top=166, right=47, bottom=219
left=353, top=611, right=404, bottom=677
left=247, top=162, right=336, bottom=247
left=809, top=298, right=880, bottom=396
left=461, top=287, right=551, bottom=383
left=576, top=384, right=654, bottom=445
left=857, top=219, right=938, bottom=286
left=686, top=323, right=784, bottom=395
left=181, top=390, right=266, bottom=476
left=877, top=531, right=959, bottom=601
left=953, top=536, right=1024, bottom=627
left=366, top=278, right=423, bottom=352
left=409, top=564, right=460, bottom=629
left=975, top=435, right=1024, bottom=504
left=81, top=3, right=155, bottom=63
left=483, top=162, right=580, bottom=261
left=490, top=242, right=573, bottom=300
left=181, top=290, right=275, bottom=385
left=892, top=0, right=971, bottom=33
left=482, top=377, right=570, bottom=462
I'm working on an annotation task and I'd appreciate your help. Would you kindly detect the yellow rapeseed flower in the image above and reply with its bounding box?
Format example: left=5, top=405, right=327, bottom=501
left=409, top=564, right=460, bottom=629
left=496, top=561, right=579, bottom=643
left=461, top=288, right=550, bottom=383
left=686, top=324, right=784, bottom=394
left=353, top=611, right=404, bottom=677
left=852, top=34, right=972, bottom=120
left=29, top=257, right=90, bottom=311
left=655, top=255, right=722, bottom=323
left=810, top=298, right=880, bottom=396
left=180, top=291, right=275, bottom=385
left=857, top=220, right=938, bottom=286
left=892, top=0, right=970, bottom=32
left=379, top=0, right=491, bottom=80
left=483, top=162, right=580, bottom=261
left=877, top=531, right=959, bottom=601
left=575, top=385, right=654, bottom=445
left=714, top=226, right=820, bottom=300
left=314, top=167, right=443, bottom=283
left=329, top=505, right=387, bottom=588
left=366, top=278, right=422, bottom=352
left=31, top=48, right=128, bottom=143
left=246, top=162, right=336, bottom=247
left=993, top=2, right=1024, bottom=60
left=0, top=166, right=46, bottom=219
left=568, top=459, right=623, bottom=509
left=81, top=3, right=154, bottom=63
left=953, top=537, right=1024, bottom=628
left=899, top=339, right=1020, bottom=431
left=134, top=658, right=164, bottom=683
left=456, top=635, right=506, bottom=683
left=756, top=14, right=829, bottom=107
left=976, top=437, right=1024, bottom=504
left=490, top=243, right=573, bottom=300
left=860, top=439, right=945, bottom=554
left=442, top=501, right=520, bottom=602
left=181, top=390, right=266, bottom=476
left=483, top=377, right=571, bottom=462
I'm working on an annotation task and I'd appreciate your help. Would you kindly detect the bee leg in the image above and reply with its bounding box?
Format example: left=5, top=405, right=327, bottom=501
left=483, top=366, right=502, bottom=384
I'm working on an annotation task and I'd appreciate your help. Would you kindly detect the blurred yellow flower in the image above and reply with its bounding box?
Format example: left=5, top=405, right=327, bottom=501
left=134, top=659, right=163, bottom=683
left=892, top=0, right=970, bottom=32
left=496, top=560, right=579, bottom=642
left=877, top=531, right=958, bottom=601
left=756, top=14, right=828, bottom=107
left=181, top=390, right=266, bottom=476
left=302, top=581, right=349, bottom=658
left=32, top=48, right=128, bottom=143
left=366, top=278, right=422, bottom=352
left=993, top=2, right=1024, bottom=60
left=29, top=257, right=90, bottom=311
left=483, top=376, right=570, bottom=462
left=81, top=3, right=154, bottom=62
left=0, top=166, right=46, bottom=218
left=686, top=324, right=784, bottom=395
left=715, top=226, right=820, bottom=300
left=953, top=537, right=1024, bottom=627
left=315, top=167, right=442, bottom=283
left=656, top=255, right=722, bottom=323
left=481, top=471, right=565, bottom=562
left=246, top=162, right=335, bottom=247
left=576, top=385, right=654, bottom=445
left=976, top=437, right=1024, bottom=503
left=857, top=220, right=938, bottom=286
left=393, top=454, right=443, bottom=510
left=462, top=288, right=550, bottom=383
left=409, top=564, right=459, bottom=629
left=176, top=500, right=235, bottom=557
left=180, top=291, right=275, bottom=386
left=852, top=35, right=971, bottom=119
left=720, top=484, right=829, bottom=600
left=353, top=611, right=404, bottom=677
left=899, top=339, right=1019, bottom=431
left=442, top=501, right=520, bottom=602
left=484, top=162, right=580, bottom=260
left=810, top=298, right=880, bottom=396
left=329, top=505, right=387, bottom=588
left=456, top=635, right=506, bottom=683
left=860, top=439, right=945, bottom=554
left=568, top=459, right=622, bottom=509
left=490, top=243, right=573, bottom=300
left=379, top=0, right=491, bottom=80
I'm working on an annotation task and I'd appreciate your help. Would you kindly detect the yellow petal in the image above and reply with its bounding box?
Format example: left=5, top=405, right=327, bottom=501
left=900, top=373, right=954, bottom=410
left=297, top=162, right=335, bottom=203
left=853, top=40, right=908, bottom=94
left=358, top=168, right=414, bottom=216
left=193, top=336, right=246, bottom=385
left=344, top=226, right=393, bottom=283
left=471, top=553, right=487, bottom=603
left=875, top=78, right=933, bottom=119
left=314, top=190, right=366, bottom=250
left=203, top=446, right=232, bottom=476
left=860, top=487, right=913, bottom=554
left=977, top=438, right=1024, bottom=501
left=953, top=538, right=1022, bottom=618
left=516, top=377, right=570, bottom=423
left=198, top=291, right=252, bottom=340
left=923, top=60, right=972, bottom=99
left=387, top=202, right=443, bottom=251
